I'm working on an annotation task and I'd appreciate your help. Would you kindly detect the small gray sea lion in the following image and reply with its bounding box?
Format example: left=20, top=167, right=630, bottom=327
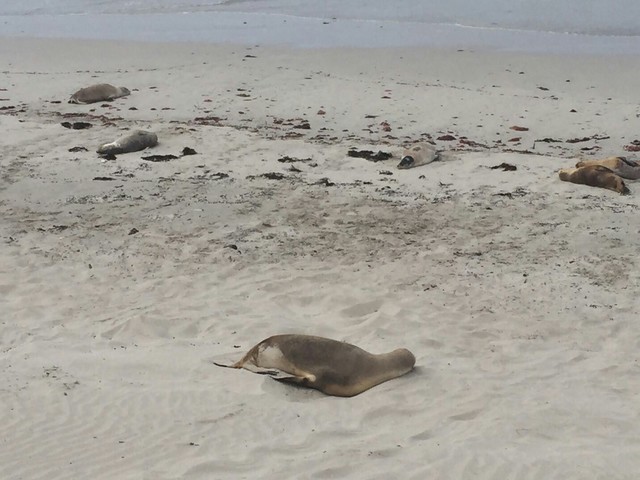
left=397, top=143, right=439, bottom=169
left=575, top=156, right=640, bottom=180
left=97, top=130, right=158, bottom=156
left=559, top=165, right=629, bottom=195
left=69, top=84, right=131, bottom=104
left=215, top=334, right=416, bottom=397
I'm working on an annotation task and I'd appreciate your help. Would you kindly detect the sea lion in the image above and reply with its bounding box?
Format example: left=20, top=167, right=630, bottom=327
left=558, top=165, right=629, bottom=195
left=397, top=143, right=439, bottom=169
left=97, top=130, right=158, bottom=156
left=69, top=83, right=131, bottom=104
left=215, top=334, right=416, bottom=397
left=575, top=156, right=640, bottom=180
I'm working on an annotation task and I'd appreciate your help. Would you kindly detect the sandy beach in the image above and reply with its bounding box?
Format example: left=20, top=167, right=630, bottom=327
left=2, top=37, right=640, bottom=479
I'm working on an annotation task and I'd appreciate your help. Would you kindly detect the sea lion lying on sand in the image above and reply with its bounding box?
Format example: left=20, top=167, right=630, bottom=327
left=559, top=165, right=629, bottom=195
left=97, top=130, right=158, bottom=156
left=215, top=334, right=416, bottom=397
left=69, top=84, right=130, bottom=104
left=397, top=143, right=439, bottom=169
left=575, top=156, right=640, bottom=180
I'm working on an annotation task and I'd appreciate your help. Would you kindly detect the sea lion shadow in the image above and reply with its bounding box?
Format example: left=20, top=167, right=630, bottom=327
left=264, top=364, right=426, bottom=402
left=208, top=355, right=323, bottom=402
left=262, top=377, right=325, bottom=402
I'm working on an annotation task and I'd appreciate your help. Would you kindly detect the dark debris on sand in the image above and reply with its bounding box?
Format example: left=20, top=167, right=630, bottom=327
left=490, top=163, right=517, bottom=171
left=347, top=149, right=392, bottom=162
left=246, top=172, right=286, bottom=180
left=278, top=156, right=313, bottom=163
left=141, top=154, right=179, bottom=162
left=624, top=140, right=640, bottom=152
left=314, top=178, right=335, bottom=187
left=61, top=121, right=92, bottom=130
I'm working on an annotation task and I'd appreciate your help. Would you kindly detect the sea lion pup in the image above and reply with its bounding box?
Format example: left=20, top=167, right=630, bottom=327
left=558, top=165, right=630, bottom=195
left=97, top=130, right=158, bottom=156
left=69, top=83, right=131, bottom=104
left=216, top=334, right=416, bottom=397
left=397, top=143, right=439, bottom=169
left=575, top=156, right=640, bottom=180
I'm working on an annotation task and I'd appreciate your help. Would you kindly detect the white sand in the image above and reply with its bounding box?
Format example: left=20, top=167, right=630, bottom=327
left=1, top=37, right=640, bottom=479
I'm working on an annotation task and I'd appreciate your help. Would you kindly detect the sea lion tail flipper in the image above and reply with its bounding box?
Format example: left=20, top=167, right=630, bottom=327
left=209, top=351, right=245, bottom=369
left=212, top=360, right=239, bottom=368
left=211, top=359, right=282, bottom=375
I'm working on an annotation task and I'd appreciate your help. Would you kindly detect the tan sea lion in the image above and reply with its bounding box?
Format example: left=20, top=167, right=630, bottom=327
left=558, top=165, right=629, bottom=195
left=97, top=130, right=158, bottom=156
left=215, top=334, right=416, bottom=397
left=575, top=156, right=640, bottom=180
left=397, top=143, right=439, bottom=169
left=69, top=83, right=131, bottom=104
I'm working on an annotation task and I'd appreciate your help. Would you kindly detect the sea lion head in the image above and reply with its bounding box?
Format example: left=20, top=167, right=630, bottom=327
left=615, top=177, right=630, bottom=195
left=391, top=348, right=416, bottom=370
left=558, top=168, right=573, bottom=181
left=119, top=87, right=131, bottom=96
left=397, top=155, right=415, bottom=169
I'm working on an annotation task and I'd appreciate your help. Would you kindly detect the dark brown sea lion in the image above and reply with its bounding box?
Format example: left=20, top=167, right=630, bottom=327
left=559, top=165, right=629, bottom=194
left=575, top=156, right=640, bottom=180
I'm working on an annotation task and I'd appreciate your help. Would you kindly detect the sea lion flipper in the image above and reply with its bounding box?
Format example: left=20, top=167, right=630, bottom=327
left=212, top=360, right=236, bottom=368
left=212, top=359, right=282, bottom=376
left=592, top=165, right=615, bottom=173
left=271, top=370, right=316, bottom=386
left=273, top=375, right=310, bottom=386
left=242, top=364, right=286, bottom=376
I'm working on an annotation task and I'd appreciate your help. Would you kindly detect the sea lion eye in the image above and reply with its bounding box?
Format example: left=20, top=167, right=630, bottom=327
left=399, top=156, right=414, bottom=167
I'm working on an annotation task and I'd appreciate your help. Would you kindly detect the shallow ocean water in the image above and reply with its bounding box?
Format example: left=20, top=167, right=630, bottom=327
left=1, top=1, right=640, bottom=53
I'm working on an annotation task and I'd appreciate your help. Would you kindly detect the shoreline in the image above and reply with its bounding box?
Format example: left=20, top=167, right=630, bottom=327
left=2, top=12, right=640, bottom=55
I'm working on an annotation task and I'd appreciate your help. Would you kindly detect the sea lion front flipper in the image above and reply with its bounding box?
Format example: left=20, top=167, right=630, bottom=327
left=241, top=363, right=287, bottom=377
left=272, top=371, right=316, bottom=386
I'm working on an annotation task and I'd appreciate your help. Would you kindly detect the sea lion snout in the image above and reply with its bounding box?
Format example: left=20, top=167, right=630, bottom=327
left=392, top=348, right=416, bottom=369
left=398, top=155, right=415, bottom=169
